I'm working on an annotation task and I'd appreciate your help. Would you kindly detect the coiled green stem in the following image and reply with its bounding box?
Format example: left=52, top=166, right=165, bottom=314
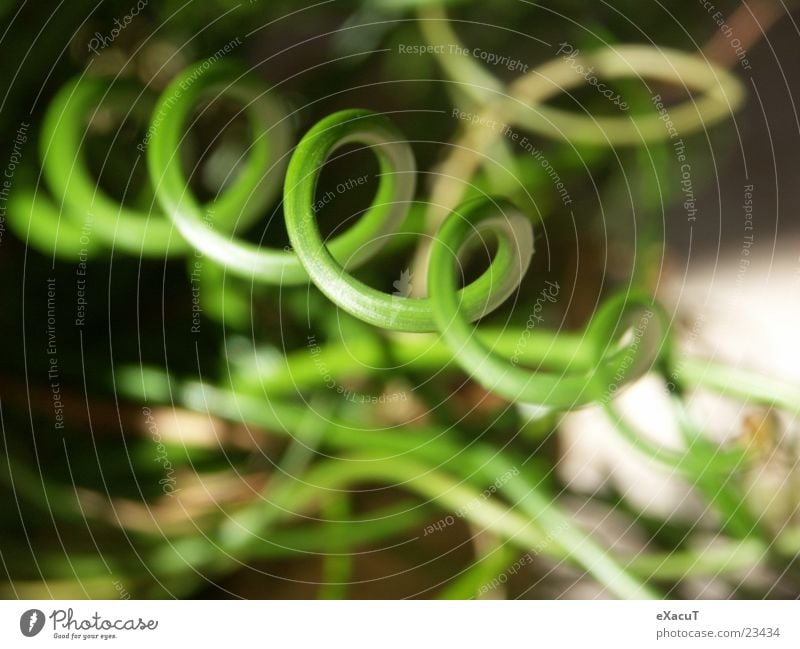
left=285, top=139, right=533, bottom=329
left=12, top=62, right=290, bottom=259
left=428, top=206, right=669, bottom=407
left=149, top=71, right=415, bottom=283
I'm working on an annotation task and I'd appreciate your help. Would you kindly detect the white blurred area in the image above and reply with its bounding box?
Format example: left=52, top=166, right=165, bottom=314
left=557, top=239, right=800, bottom=524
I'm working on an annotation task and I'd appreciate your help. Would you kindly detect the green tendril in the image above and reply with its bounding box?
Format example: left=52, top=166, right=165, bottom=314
left=285, top=156, right=533, bottom=330
left=428, top=206, right=668, bottom=407
left=279, top=108, right=418, bottom=285
left=144, top=60, right=292, bottom=260
left=39, top=76, right=187, bottom=256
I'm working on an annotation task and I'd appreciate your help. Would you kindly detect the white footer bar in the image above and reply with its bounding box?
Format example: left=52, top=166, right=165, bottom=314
left=1, top=600, right=796, bottom=648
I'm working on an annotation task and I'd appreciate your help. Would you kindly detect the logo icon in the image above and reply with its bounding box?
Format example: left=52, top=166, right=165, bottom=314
left=392, top=268, right=413, bottom=298
left=20, top=609, right=45, bottom=637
